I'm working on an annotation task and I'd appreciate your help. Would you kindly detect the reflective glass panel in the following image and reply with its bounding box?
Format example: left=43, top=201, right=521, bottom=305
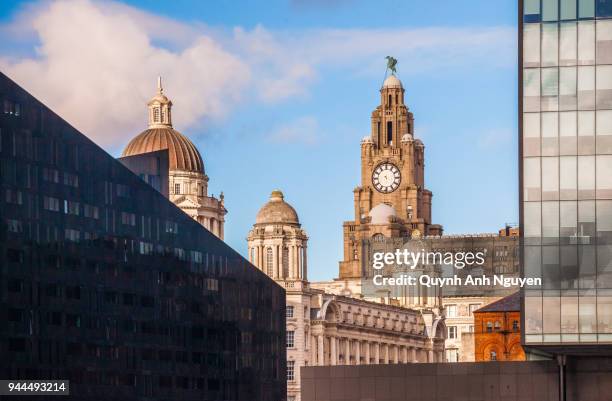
left=560, top=112, right=577, bottom=155
left=578, top=21, right=595, bottom=65
left=560, top=22, right=578, bottom=66
left=596, top=110, right=612, bottom=154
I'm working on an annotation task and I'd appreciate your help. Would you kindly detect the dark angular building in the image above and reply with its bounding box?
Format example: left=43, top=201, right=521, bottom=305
left=0, top=72, right=286, bottom=401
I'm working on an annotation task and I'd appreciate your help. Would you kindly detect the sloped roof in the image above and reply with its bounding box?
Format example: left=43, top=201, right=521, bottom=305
left=474, top=291, right=520, bottom=313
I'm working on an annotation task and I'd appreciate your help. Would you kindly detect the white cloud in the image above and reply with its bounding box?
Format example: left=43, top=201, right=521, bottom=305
left=0, top=0, right=515, bottom=152
left=267, top=116, right=319, bottom=145
left=478, top=128, right=514, bottom=149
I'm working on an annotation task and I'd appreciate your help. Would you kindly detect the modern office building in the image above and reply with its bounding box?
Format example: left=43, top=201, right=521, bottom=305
left=520, top=0, right=612, bottom=354
left=0, top=72, right=286, bottom=401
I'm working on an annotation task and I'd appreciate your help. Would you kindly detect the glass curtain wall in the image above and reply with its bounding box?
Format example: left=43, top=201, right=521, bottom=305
left=522, top=0, right=612, bottom=345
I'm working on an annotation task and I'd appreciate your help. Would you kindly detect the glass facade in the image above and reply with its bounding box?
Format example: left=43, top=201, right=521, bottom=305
left=0, top=72, right=286, bottom=400
left=521, top=0, right=612, bottom=347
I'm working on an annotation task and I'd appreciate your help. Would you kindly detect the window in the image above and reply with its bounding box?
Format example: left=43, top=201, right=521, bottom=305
left=83, top=204, right=99, bottom=219
left=494, top=321, right=502, bottom=331
left=116, top=184, right=130, bottom=198
left=165, top=221, right=178, bottom=234
left=174, top=183, right=180, bottom=195
left=153, top=107, right=160, bottom=123
left=513, top=320, right=520, bottom=332
left=266, top=248, right=273, bottom=276
left=448, top=326, right=457, bottom=339
left=43, top=196, right=60, bottom=212
left=490, top=351, right=497, bottom=361
left=446, top=304, right=457, bottom=317
left=121, top=212, right=136, bottom=226
left=63, top=172, right=79, bottom=188
left=287, top=360, right=295, bottom=381
left=42, top=168, right=59, bottom=183
left=64, top=229, right=80, bottom=242
left=387, top=121, right=393, bottom=145
left=486, top=322, right=493, bottom=332
left=286, top=330, right=294, bottom=348
left=469, top=304, right=481, bottom=316
left=5, top=189, right=23, bottom=205
left=445, top=349, right=458, bottom=363
left=64, top=200, right=80, bottom=215
left=6, top=219, right=22, bottom=233
left=286, top=305, right=294, bottom=318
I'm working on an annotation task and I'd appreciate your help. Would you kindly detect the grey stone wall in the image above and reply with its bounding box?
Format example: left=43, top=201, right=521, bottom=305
left=301, top=358, right=612, bottom=401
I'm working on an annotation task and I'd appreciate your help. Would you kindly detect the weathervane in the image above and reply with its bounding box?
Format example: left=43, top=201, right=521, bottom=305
left=385, top=56, right=398, bottom=75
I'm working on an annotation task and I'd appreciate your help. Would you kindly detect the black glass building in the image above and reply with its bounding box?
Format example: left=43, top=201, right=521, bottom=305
left=520, top=0, right=612, bottom=354
left=0, top=72, right=286, bottom=400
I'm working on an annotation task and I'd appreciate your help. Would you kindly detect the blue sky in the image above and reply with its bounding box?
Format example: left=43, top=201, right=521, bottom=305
left=0, top=0, right=519, bottom=281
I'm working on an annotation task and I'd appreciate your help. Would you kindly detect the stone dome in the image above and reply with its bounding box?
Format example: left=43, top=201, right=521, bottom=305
left=256, top=190, right=300, bottom=225
left=401, top=133, right=412, bottom=142
left=382, top=75, right=403, bottom=89
left=122, top=128, right=204, bottom=174
left=369, top=203, right=397, bottom=225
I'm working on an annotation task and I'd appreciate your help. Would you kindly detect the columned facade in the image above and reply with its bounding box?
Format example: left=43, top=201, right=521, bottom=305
left=248, top=190, right=445, bottom=401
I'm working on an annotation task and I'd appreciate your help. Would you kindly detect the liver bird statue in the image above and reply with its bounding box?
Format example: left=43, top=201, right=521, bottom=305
left=385, top=56, right=398, bottom=75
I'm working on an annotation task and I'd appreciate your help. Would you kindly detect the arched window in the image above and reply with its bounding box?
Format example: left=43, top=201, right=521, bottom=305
left=388, top=94, right=392, bottom=105
left=494, top=321, right=501, bottom=331
left=153, top=107, right=161, bottom=123
left=372, top=233, right=385, bottom=243
left=486, top=322, right=493, bottom=332
left=395, top=94, right=398, bottom=104
left=490, top=351, right=497, bottom=361
left=266, top=248, right=273, bottom=277
left=512, top=320, right=519, bottom=332
left=387, top=121, right=393, bottom=145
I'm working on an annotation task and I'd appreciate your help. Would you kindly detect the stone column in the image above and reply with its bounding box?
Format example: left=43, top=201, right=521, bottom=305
left=273, top=245, right=279, bottom=278
left=374, top=343, right=380, bottom=364
left=428, top=350, right=433, bottom=363
left=317, top=335, right=324, bottom=366
left=288, top=244, right=294, bottom=279
left=411, top=347, right=417, bottom=363
left=330, top=337, right=337, bottom=365
left=384, top=344, right=389, bottom=364
left=393, top=345, right=399, bottom=364
left=311, top=335, right=317, bottom=365
left=355, top=341, right=361, bottom=365
left=294, top=245, right=300, bottom=279
left=402, top=346, right=408, bottom=364
left=345, top=338, right=351, bottom=365
left=302, top=244, right=308, bottom=280
left=365, top=342, right=371, bottom=364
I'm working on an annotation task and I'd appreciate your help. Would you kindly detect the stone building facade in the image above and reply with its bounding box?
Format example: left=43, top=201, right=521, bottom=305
left=339, top=74, right=443, bottom=282
left=247, top=190, right=446, bottom=401
left=473, top=292, right=525, bottom=362
left=121, top=78, right=227, bottom=239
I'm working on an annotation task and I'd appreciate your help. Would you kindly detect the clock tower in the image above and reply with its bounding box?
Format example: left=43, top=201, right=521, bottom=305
left=339, top=73, right=443, bottom=280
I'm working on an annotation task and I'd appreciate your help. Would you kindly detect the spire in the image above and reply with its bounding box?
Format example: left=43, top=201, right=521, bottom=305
left=147, top=76, right=172, bottom=128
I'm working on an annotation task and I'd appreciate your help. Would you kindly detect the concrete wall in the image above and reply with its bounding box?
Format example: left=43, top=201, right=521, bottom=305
left=302, top=357, right=612, bottom=401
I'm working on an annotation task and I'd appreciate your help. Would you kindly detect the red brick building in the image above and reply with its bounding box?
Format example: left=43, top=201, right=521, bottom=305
left=473, top=292, right=525, bottom=361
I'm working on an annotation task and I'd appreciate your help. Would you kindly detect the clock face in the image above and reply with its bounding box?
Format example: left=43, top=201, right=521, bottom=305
left=372, top=163, right=401, bottom=193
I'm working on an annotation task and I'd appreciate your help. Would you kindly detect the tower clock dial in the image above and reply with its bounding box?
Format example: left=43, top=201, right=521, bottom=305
left=372, top=163, right=401, bottom=193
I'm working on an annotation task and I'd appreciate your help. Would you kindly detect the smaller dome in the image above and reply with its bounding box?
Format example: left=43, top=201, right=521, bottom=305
left=256, top=190, right=300, bottom=225
left=382, top=75, right=403, bottom=89
left=401, top=133, right=412, bottom=142
left=369, top=203, right=397, bottom=225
